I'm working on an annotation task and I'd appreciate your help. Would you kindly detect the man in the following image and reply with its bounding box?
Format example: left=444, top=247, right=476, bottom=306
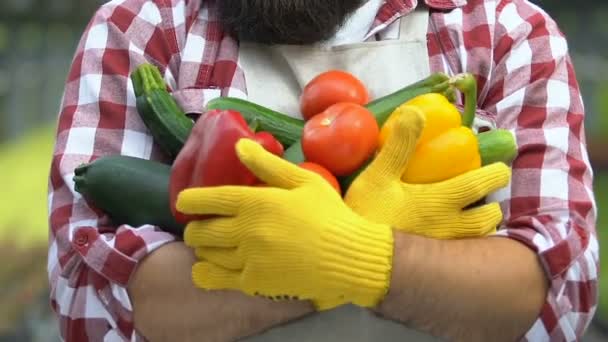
left=47, top=0, right=597, bottom=341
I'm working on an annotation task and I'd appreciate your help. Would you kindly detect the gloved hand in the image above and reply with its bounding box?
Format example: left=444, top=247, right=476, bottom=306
left=344, top=106, right=511, bottom=239
left=178, top=139, right=394, bottom=311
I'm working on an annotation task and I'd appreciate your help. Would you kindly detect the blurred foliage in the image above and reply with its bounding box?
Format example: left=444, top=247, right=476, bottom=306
left=596, top=83, right=608, bottom=135
left=0, top=244, right=49, bottom=335
left=0, top=125, right=55, bottom=247
left=596, top=174, right=608, bottom=319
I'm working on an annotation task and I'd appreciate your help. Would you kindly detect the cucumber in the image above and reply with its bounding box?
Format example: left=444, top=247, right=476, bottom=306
left=477, top=129, right=518, bottom=165
left=283, top=73, right=452, bottom=164
left=73, top=156, right=184, bottom=237
left=131, top=64, right=194, bottom=158
left=206, top=97, right=304, bottom=147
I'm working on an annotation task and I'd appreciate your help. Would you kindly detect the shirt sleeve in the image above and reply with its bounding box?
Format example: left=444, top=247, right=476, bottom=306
left=48, top=1, right=186, bottom=340
left=481, top=1, right=599, bottom=340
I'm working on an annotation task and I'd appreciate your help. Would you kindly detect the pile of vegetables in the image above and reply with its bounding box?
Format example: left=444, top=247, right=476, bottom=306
left=74, top=64, right=517, bottom=236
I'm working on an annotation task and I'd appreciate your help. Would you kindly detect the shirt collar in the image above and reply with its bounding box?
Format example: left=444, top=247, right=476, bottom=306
left=382, top=0, right=465, bottom=17
left=368, top=0, right=465, bottom=37
left=424, top=0, right=466, bottom=10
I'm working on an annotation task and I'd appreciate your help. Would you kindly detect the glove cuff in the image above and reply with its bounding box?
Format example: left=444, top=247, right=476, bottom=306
left=318, top=217, right=394, bottom=309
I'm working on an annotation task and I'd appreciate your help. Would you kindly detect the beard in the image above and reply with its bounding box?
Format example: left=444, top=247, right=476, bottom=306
left=217, top=0, right=364, bottom=45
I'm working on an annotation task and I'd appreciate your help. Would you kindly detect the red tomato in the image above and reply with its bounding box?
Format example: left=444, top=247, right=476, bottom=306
left=300, top=70, right=369, bottom=121
left=302, top=102, right=379, bottom=176
left=299, top=162, right=342, bottom=194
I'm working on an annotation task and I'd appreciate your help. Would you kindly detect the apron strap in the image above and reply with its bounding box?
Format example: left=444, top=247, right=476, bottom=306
left=398, top=5, right=430, bottom=42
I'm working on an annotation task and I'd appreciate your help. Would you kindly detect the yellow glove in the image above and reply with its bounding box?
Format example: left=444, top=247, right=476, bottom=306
left=344, top=106, right=511, bottom=239
left=178, top=139, right=394, bottom=311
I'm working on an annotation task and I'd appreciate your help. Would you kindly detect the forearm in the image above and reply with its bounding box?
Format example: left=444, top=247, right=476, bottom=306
left=376, top=231, right=548, bottom=341
left=128, top=242, right=314, bottom=342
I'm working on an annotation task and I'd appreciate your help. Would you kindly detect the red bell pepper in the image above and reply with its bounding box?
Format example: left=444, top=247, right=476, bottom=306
left=169, top=109, right=284, bottom=223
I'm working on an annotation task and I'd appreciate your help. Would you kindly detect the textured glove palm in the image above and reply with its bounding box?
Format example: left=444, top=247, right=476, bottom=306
left=345, top=106, right=511, bottom=239
left=178, top=139, right=394, bottom=310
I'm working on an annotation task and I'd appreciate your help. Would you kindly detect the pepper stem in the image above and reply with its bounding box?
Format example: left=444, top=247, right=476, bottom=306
left=449, top=73, right=477, bottom=128
left=443, top=86, right=457, bottom=104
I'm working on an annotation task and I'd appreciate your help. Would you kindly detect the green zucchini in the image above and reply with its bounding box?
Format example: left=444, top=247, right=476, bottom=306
left=131, top=64, right=194, bottom=158
left=206, top=97, right=304, bottom=147
left=477, top=129, right=518, bottom=165
left=73, top=156, right=184, bottom=237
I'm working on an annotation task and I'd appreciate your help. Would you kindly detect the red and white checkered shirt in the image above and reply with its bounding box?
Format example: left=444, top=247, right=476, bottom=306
left=47, top=0, right=598, bottom=340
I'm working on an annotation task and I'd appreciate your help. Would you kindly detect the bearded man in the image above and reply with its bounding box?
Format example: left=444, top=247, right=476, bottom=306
left=47, top=0, right=597, bottom=341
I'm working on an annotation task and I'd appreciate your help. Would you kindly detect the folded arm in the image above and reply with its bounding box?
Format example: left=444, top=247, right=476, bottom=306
left=377, top=233, right=547, bottom=341
left=48, top=2, right=310, bottom=340
left=128, top=242, right=313, bottom=341
left=375, top=1, right=598, bottom=340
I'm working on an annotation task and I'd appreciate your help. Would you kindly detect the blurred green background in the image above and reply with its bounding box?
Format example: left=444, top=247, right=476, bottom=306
left=0, top=1, right=606, bottom=341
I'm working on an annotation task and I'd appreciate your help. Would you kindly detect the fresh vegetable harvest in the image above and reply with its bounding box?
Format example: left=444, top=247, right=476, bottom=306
left=170, top=109, right=284, bottom=224
left=130, top=63, right=452, bottom=161
left=73, top=155, right=184, bottom=236
left=131, top=64, right=194, bottom=158
left=299, top=162, right=342, bottom=194
left=74, top=67, right=518, bottom=237
left=70, top=129, right=515, bottom=239
left=300, top=70, right=370, bottom=121
left=75, top=67, right=450, bottom=236
left=283, top=72, right=453, bottom=164
left=302, top=102, right=379, bottom=176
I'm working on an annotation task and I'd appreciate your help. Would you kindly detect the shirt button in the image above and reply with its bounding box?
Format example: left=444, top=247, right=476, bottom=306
left=74, top=230, right=89, bottom=246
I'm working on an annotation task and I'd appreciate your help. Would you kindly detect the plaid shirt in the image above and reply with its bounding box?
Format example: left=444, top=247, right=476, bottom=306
left=47, top=0, right=598, bottom=341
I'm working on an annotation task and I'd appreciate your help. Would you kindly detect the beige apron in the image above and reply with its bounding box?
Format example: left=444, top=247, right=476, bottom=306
left=238, top=8, right=431, bottom=119
left=238, top=7, right=441, bottom=342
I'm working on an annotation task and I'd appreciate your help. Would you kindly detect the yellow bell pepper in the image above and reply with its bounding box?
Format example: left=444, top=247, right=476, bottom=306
left=379, top=74, right=481, bottom=184
left=379, top=93, right=462, bottom=147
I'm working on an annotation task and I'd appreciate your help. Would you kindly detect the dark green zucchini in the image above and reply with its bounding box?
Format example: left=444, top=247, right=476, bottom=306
left=73, top=155, right=184, bottom=237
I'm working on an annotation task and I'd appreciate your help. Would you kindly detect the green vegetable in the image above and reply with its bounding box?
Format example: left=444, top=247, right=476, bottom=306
left=477, top=129, right=518, bottom=165
left=206, top=97, right=304, bottom=147
left=73, top=156, right=184, bottom=237
left=283, top=73, right=452, bottom=164
left=131, top=64, right=194, bottom=158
